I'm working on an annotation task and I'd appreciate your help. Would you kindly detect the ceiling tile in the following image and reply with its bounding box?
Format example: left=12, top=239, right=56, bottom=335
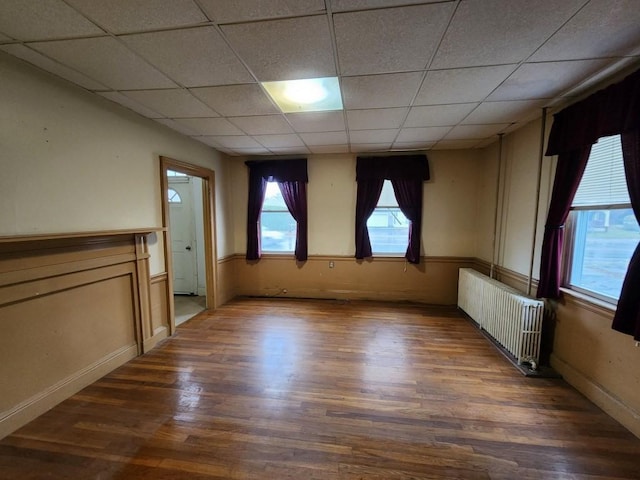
left=488, top=59, right=613, bottom=101
left=228, top=115, right=292, bottom=135
left=391, top=141, right=434, bottom=151
left=462, top=100, right=545, bottom=124
left=221, top=15, right=335, bottom=81
left=66, top=0, right=207, bottom=34
left=334, top=3, right=454, bottom=75
left=396, top=126, right=451, bottom=143
left=309, top=145, right=350, bottom=154
left=253, top=134, right=305, bottom=148
left=346, top=107, right=408, bottom=130
left=530, top=0, right=640, bottom=62
left=154, top=118, right=200, bottom=136
left=433, top=139, right=481, bottom=150
left=1, top=43, right=109, bottom=90
left=231, top=146, right=274, bottom=155
left=342, top=72, right=423, bottom=109
left=199, top=0, right=325, bottom=23
left=191, top=84, right=279, bottom=116
left=98, top=91, right=163, bottom=118
left=414, top=65, right=517, bottom=105
left=300, top=131, right=348, bottom=145
left=268, top=146, right=311, bottom=155
left=349, top=129, right=398, bottom=144
left=331, top=0, right=445, bottom=11
left=122, top=89, right=219, bottom=118
left=350, top=143, right=393, bottom=152
left=203, top=135, right=264, bottom=149
left=444, top=124, right=509, bottom=140
left=29, top=36, right=177, bottom=90
left=431, top=0, right=586, bottom=69
left=0, top=0, right=103, bottom=41
left=122, top=27, right=253, bottom=87
left=404, top=103, right=477, bottom=127
left=173, top=117, right=244, bottom=136
left=286, top=111, right=345, bottom=132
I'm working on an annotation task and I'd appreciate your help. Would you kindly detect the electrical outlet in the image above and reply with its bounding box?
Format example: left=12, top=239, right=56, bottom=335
left=329, top=261, right=335, bottom=268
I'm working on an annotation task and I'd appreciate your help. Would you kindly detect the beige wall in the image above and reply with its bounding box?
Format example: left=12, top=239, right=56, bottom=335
left=230, top=149, right=481, bottom=257
left=0, top=52, right=233, bottom=270
left=480, top=115, right=640, bottom=438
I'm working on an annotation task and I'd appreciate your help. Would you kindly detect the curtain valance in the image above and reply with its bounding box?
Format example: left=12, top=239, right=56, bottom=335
left=245, top=159, right=308, bottom=183
left=356, top=155, right=430, bottom=182
left=546, top=68, right=640, bottom=156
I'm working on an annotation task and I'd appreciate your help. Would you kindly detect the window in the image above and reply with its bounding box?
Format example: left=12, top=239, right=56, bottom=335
left=260, top=182, right=296, bottom=252
left=367, top=180, right=410, bottom=254
left=167, top=188, right=182, bottom=203
left=564, top=135, right=640, bottom=301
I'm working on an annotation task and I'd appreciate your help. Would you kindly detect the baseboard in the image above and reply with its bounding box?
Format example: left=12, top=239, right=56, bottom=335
left=551, top=353, right=640, bottom=439
left=143, top=326, right=168, bottom=352
left=0, top=344, right=138, bottom=440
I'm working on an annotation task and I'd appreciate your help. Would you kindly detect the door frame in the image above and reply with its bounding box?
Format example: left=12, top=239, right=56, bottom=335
left=160, top=156, right=217, bottom=335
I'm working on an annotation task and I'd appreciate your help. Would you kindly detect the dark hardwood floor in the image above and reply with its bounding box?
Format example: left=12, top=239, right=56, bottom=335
left=1, top=297, right=639, bottom=479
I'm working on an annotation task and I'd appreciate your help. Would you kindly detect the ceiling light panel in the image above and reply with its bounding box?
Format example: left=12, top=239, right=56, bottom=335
left=262, top=77, right=343, bottom=113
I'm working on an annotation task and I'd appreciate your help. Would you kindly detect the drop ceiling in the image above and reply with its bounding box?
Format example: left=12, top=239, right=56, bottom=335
left=1, top=0, right=639, bottom=156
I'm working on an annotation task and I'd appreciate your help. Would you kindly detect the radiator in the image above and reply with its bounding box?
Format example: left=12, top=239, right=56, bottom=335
left=458, top=268, right=544, bottom=366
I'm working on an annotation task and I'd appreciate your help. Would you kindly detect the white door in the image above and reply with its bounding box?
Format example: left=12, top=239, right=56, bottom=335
left=169, top=177, right=198, bottom=295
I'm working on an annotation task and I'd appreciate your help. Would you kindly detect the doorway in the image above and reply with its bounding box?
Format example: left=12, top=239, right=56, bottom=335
left=160, top=156, right=217, bottom=334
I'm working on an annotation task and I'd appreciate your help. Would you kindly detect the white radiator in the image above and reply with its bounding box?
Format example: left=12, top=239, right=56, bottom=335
left=458, top=268, right=543, bottom=366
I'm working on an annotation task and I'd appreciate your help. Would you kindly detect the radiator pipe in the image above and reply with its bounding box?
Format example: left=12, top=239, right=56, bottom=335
left=527, top=108, right=548, bottom=296
left=490, top=133, right=504, bottom=279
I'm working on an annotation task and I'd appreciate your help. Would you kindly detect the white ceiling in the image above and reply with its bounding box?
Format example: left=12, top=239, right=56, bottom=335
left=1, top=0, right=639, bottom=156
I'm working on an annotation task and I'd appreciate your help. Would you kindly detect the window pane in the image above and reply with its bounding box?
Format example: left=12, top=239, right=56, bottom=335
left=569, top=208, right=639, bottom=300
left=367, top=207, right=410, bottom=254
left=260, top=182, right=296, bottom=252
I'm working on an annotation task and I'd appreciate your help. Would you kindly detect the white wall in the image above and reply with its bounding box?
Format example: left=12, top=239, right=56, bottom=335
left=230, top=150, right=481, bottom=257
left=0, top=52, right=233, bottom=273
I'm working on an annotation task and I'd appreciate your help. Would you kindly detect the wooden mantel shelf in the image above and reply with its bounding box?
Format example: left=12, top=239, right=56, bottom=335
left=0, top=228, right=165, bottom=245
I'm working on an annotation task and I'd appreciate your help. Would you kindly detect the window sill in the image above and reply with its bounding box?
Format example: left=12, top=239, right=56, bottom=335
left=559, top=287, right=616, bottom=318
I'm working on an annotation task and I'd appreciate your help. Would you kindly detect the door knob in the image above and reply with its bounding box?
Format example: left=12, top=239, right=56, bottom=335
left=185, top=246, right=192, bottom=251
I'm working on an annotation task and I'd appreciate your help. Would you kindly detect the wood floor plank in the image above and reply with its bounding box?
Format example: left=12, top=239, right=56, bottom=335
left=1, top=297, right=640, bottom=479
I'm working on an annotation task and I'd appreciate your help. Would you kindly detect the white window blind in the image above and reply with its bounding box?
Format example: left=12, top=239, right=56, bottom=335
left=572, top=135, right=629, bottom=207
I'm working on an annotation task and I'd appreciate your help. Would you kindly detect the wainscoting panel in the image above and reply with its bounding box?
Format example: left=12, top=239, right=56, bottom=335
left=234, top=255, right=476, bottom=304
left=0, top=230, right=158, bottom=439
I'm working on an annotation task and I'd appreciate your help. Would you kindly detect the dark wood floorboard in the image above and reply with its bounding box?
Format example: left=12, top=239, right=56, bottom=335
left=1, top=297, right=639, bottom=479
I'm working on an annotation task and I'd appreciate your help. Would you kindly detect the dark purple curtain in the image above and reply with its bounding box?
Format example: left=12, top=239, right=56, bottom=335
left=391, top=179, right=423, bottom=264
left=355, top=155, right=430, bottom=262
left=537, top=67, right=640, bottom=339
left=536, top=147, right=591, bottom=298
left=355, top=179, right=384, bottom=259
left=246, top=170, right=267, bottom=260
left=245, top=159, right=307, bottom=261
left=612, top=130, right=640, bottom=340
left=279, top=181, right=308, bottom=262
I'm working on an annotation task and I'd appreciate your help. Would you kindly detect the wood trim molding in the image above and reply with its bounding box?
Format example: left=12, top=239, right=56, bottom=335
left=551, top=353, right=640, bottom=439
left=150, top=272, right=169, bottom=284
left=160, top=156, right=218, bottom=337
left=0, top=228, right=163, bottom=244
left=0, top=345, right=137, bottom=440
